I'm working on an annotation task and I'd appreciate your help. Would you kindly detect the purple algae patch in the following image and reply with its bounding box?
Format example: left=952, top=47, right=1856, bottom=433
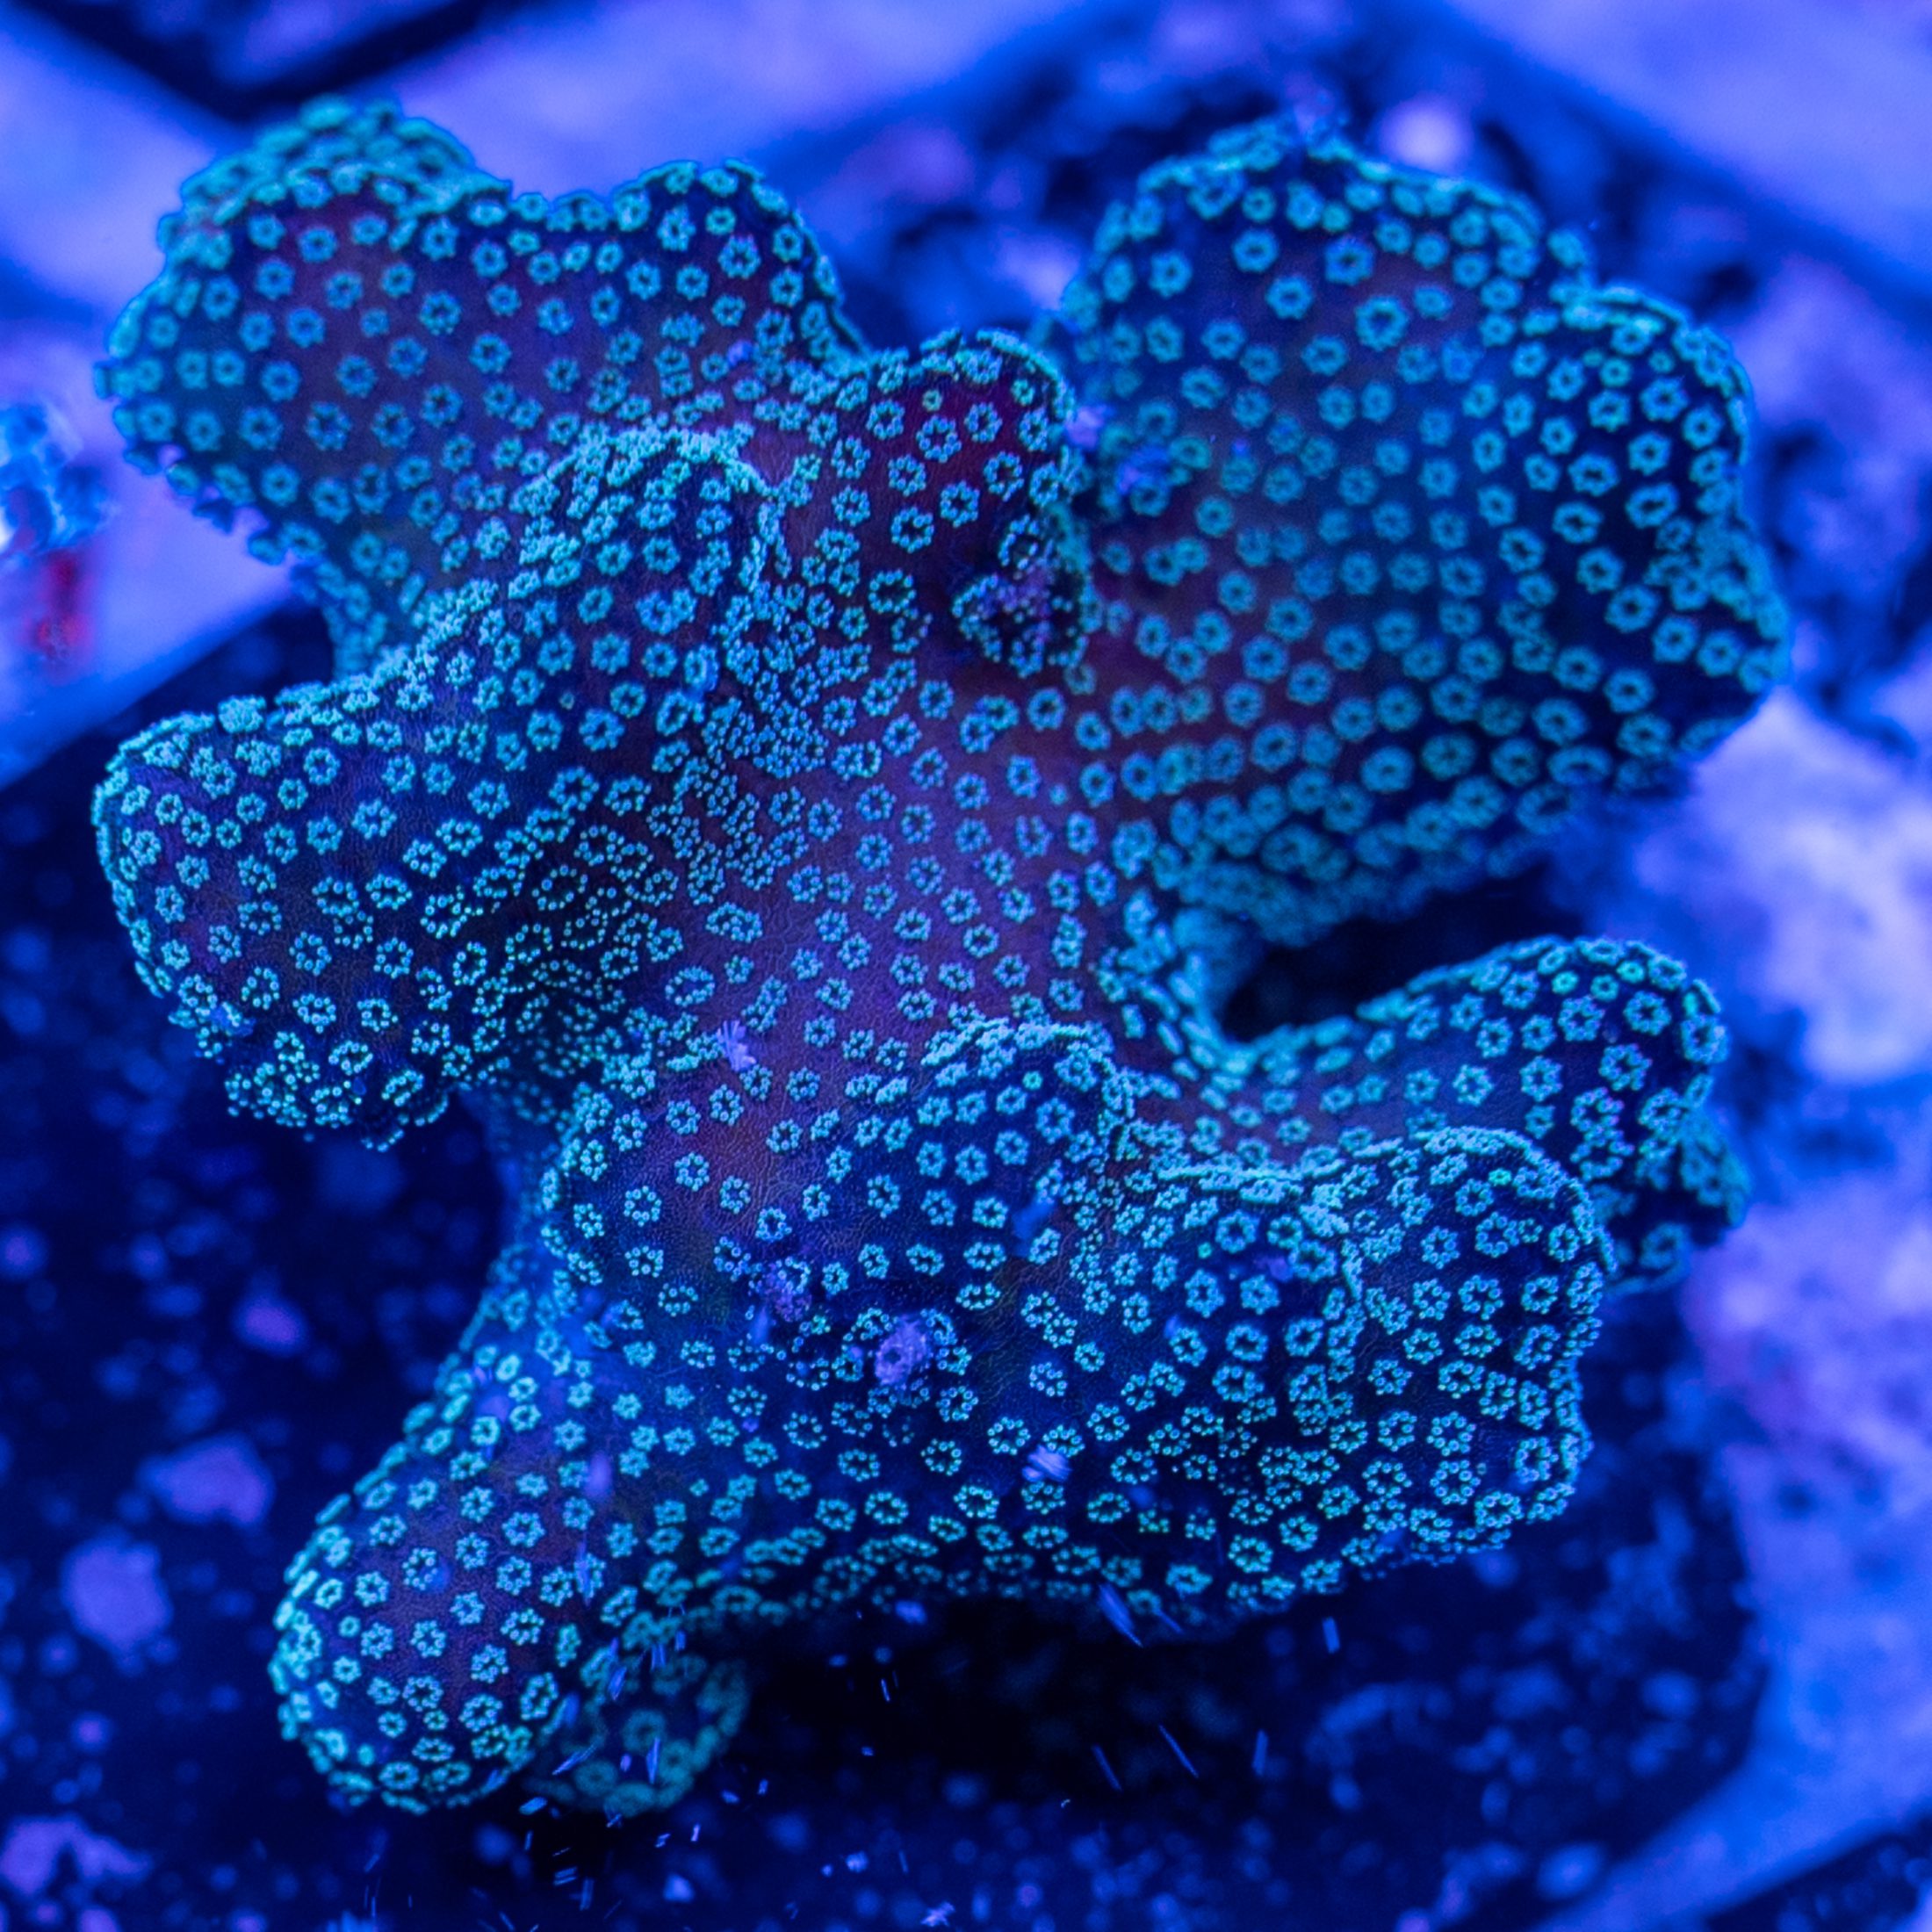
left=141, top=1434, right=274, bottom=1528
left=232, top=1287, right=308, bottom=1355
left=0, top=1815, right=148, bottom=1900
left=60, top=1536, right=172, bottom=1657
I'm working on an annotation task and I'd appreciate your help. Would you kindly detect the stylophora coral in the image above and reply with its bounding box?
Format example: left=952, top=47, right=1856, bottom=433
left=90, top=99, right=1783, bottom=1814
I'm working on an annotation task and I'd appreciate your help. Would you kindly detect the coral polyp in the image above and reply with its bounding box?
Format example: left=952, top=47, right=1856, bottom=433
left=90, top=98, right=1782, bottom=1814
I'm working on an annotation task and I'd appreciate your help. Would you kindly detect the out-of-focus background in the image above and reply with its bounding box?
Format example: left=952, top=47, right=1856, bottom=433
left=4, top=2, right=1932, bottom=1928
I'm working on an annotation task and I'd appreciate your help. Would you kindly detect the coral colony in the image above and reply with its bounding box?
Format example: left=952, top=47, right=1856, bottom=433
left=0, top=401, right=107, bottom=667
left=0, top=402, right=105, bottom=565
left=89, top=98, right=1784, bottom=1820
